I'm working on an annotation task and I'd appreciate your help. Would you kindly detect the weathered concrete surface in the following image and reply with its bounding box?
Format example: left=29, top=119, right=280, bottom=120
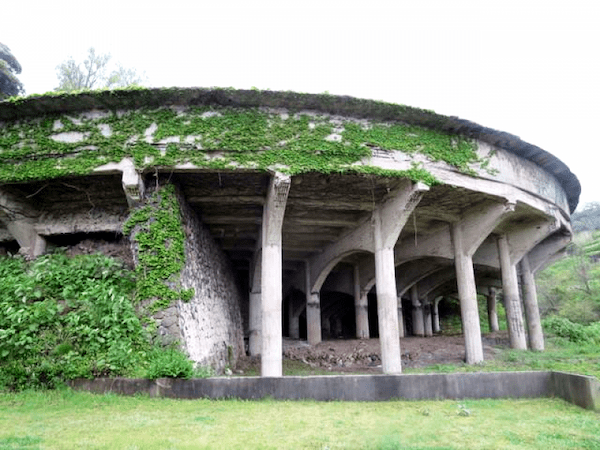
left=551, top=372, right=600, bottom=411
left=69, top=371, right=600, bottom=410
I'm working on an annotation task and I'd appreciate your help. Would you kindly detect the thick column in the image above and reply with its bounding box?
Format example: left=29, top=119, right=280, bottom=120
left=306, top=259, right=322, bottom=345
left=411, top=286, right=425, bottom=337
left=452, top=223, right=484, bottom=363
left=520, top=254, right=544, bottom=351
left=497, top=234, right=527, bottom=350
left=423, top=301, right=433, bottom=337
left=432, top=297, right=442, bottom=333
left=487, top=287, right=499, bottom=332
left=354, top=265, right=369, bottom=339
left=288, top=301, right=300, bottom=340
left=248, top=290, right=261, bottom=356
left=373, top=209, right=402, bottom=374
left=397, top=295, right=405, bottom=338
left=260, top=173, right=290, bottom=377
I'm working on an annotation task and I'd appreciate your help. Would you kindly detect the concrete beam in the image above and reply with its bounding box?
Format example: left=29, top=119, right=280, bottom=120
left=310, top=180, right=429, bottom=293
left=260, top=173, right=291, bottom=377
left=527, top=232, right=572, bottom=274
left=0, top=189, right=46, bottom=258
left=94, top=158, right=144, bottom=207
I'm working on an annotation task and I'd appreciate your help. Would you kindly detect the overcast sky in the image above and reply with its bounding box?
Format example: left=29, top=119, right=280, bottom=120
left=4, top=0, right=599, bottom=210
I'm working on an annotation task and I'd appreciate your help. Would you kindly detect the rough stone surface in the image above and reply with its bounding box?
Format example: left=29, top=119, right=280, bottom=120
left=175, top=188, right=245, bottom=371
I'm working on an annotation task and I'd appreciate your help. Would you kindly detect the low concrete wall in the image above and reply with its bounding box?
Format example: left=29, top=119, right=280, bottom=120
left=69, top=371, right=599, bottom=410
left=551, top=371, right=600, bottom=410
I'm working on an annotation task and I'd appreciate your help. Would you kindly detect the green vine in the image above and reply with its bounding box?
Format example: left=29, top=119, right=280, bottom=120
left=0, top=104, right=487, bottom=184
left=123, top=184, right=194, bottom=312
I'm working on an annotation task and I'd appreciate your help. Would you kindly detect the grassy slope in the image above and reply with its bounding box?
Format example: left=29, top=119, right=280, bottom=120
left=0, top=389, right=599, bottom=450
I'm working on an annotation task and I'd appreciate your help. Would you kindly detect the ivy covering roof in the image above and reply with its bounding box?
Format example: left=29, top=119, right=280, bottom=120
left=0, top=87, right=580, bottom=212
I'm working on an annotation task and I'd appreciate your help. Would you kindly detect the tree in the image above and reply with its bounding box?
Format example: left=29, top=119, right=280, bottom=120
left=0, top=42, right=25, bottom=99
left=55, top=47, right=145, bottom=92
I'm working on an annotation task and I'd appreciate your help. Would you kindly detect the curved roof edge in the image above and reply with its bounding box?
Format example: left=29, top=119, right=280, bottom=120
left=0, top=87, right=580, bottom=213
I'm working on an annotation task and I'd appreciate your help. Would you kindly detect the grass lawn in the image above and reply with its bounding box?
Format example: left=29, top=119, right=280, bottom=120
left=1, top=389, right=599, bottom=450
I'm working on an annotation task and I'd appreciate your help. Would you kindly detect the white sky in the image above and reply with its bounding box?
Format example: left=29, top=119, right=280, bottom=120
left=4, top=0, right=599, bottom=210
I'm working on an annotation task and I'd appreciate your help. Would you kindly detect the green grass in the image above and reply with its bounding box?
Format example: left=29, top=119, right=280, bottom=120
left=0, top=389, right=598, bottom=449
left=403, top=337, right=600, bottom=380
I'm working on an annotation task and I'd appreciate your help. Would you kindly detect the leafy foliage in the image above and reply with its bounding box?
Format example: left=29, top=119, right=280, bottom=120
left=0, top=253, right=200, bottom=390
left=536, top=232, right=600, bottom=323
left=0, top=42, right=24, bottom=99
left=542, top=316, right=600, bottom=345
left=55, top=47, right=145, bottom=92
left=124, top=184, right=194, bottom=311
left=0, top=104, right=483, bottom=186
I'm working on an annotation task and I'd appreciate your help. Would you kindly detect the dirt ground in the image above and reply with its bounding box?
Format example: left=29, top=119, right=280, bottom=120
left=237, top=331, right=510, bottom=374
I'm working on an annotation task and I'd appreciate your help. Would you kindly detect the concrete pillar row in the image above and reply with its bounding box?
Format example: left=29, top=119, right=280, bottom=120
left=487, top=287, right=499, bottom=332
left=432, top=296, right=442, bottom=333
left=260, top=173, right=291, bottom=377
left=410, top=285, right=425, bottom=337
left=497, top=234, right=528, bottom=350
left=520, top=254, right=545, bottom=351
left=354, top=265, right=370, bottom=339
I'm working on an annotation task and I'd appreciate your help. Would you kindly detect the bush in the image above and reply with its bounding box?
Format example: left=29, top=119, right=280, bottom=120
left=542, top=316, right=600, bottom=344
left=144, top=346, right=194, bottom=379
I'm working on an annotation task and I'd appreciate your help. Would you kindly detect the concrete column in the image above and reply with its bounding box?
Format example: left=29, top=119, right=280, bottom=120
left=354, top=265, right=369, bottom=339
left=397, top=295, right=405, bottom=338
left=260, top=173, right=290, bottom=377
left=306, top=259, right=322, bottom=345
left=497, top=234, right=527, bottom=350
left=373, top=209, right=402, bottom=374
left=451, top=223, right=484, bottom=364
left=487, top=287, right=499, bottom=332
left=520, top=254, right=545, bottom=351
left=423, top=301, right=433, bottom=337
left=288, top=302, right=300, bottom=340
left=432, top=297, right=442, bottom=333
left=248, top=290, right=261, bottom=356
left=411, top=286, right=424, bottom=337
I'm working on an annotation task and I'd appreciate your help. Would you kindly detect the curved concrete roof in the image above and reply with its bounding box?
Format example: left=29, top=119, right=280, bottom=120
left=0, top=87, right=580, bottom=212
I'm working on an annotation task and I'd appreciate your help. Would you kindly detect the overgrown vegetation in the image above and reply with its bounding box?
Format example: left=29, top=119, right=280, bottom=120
left=536, top=230, right=600, bottom=324
left=124, top=184, right=194, bottom=312
left=0, top=253, right=199, bottom=391
left=0, top=102, right=486, bottom=185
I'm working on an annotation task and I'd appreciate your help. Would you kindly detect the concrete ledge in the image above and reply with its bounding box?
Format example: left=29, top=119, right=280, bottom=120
left=68, top=371, right=599, bottom=410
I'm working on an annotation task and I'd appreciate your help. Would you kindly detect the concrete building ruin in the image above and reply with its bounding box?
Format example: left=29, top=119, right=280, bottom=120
left=0, top=88, right=580, bottom=376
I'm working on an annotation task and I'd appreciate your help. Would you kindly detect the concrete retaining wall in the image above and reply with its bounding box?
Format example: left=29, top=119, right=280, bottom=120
left=69, top=371, right=600, bottom=410
left=176, top=189, right=245, bottom=370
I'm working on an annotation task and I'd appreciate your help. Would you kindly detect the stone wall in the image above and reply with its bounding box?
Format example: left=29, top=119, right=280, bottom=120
left=174, top=187, right=245, bottom=371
